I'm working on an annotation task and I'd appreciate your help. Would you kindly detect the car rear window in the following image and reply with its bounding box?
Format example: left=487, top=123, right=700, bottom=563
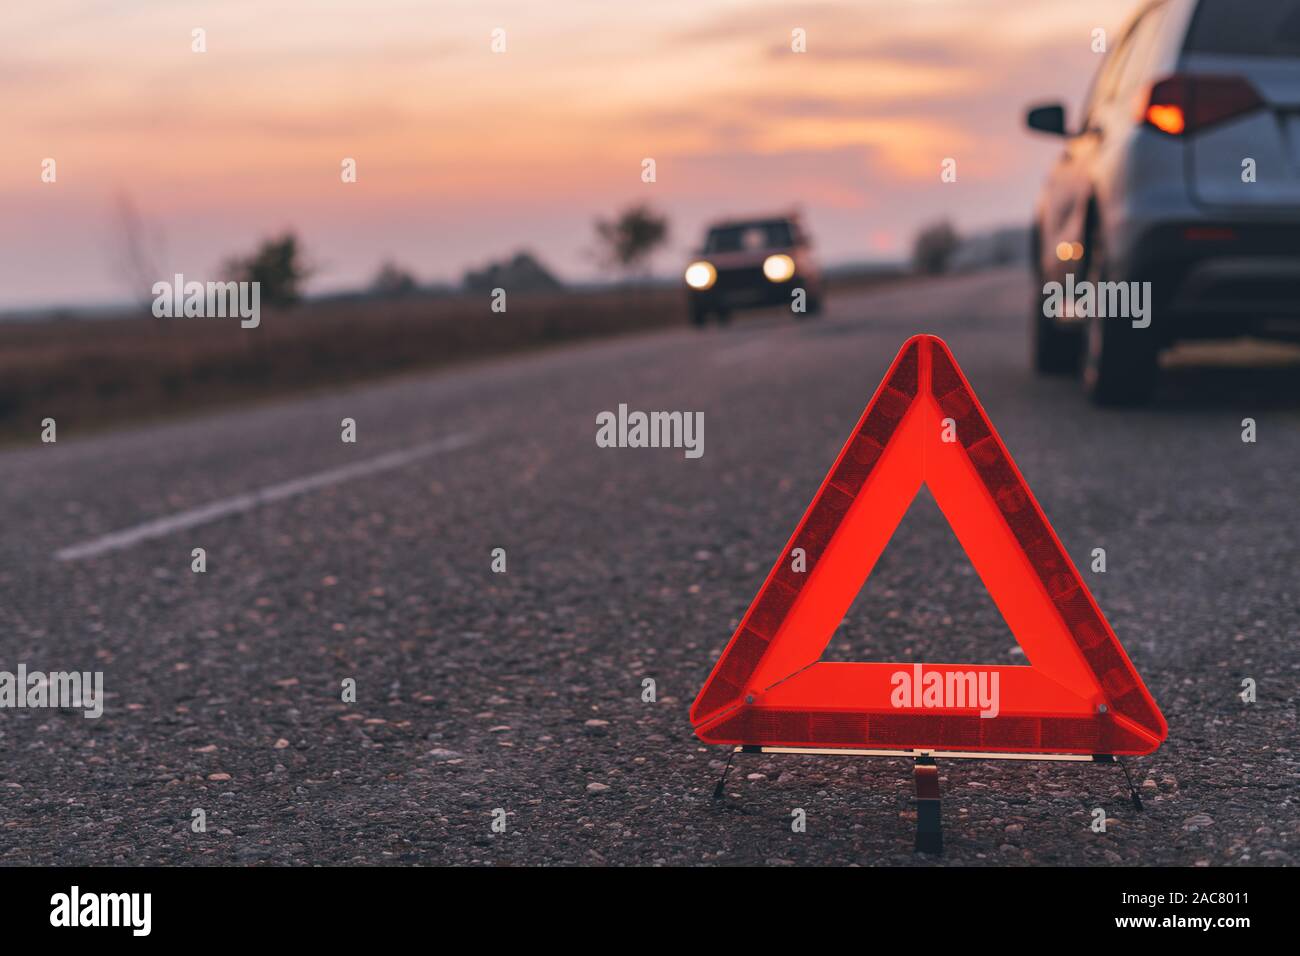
left=1186, top=0, right=1300, bottom=56
left=705, top=221, right=794, bottom=253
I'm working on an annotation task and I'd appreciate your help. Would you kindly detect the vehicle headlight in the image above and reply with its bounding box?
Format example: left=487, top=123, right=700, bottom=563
left=762, top=254, right=796, bottom=282
left=685, top=261, right=717, bottom=290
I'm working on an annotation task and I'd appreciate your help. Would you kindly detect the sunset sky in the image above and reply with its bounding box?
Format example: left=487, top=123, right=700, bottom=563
left=2, top=0, right=1140, bottom=309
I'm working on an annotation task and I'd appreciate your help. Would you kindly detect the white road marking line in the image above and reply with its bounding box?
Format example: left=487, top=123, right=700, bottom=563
left=54, top=431, right=481, bottom=562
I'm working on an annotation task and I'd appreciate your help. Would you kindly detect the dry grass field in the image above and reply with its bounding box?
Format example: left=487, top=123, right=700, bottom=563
left=0, top=274, right=901, bottom=443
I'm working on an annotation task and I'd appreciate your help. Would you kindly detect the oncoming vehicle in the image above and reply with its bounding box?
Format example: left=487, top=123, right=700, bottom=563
left=1025, top=0, right=1300, bottom=405
left=683, top=215, right=824, bottom=326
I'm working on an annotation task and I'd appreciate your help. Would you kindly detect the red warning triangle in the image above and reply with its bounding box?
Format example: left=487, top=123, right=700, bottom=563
left=691, top=335, right=1166, bottom=756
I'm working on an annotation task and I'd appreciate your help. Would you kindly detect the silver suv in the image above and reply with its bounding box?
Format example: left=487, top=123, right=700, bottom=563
left=1026, top=0, right=1300, bottom=404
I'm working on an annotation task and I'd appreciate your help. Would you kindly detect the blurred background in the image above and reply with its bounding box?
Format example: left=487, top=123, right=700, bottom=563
left=3, top=0, right=1139, bottom=310
left=1, top=0, right=1156, bottom=437
left=5, top=0, right=1294, bottom=434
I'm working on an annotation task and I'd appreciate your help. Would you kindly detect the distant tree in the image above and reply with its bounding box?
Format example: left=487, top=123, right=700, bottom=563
left=224, top=233, right=310, bottom=306
left=462, top=251, right=563, bottom=294
left=369, top=260, right=419, bottom=298
left=594, top=205, right=669, bottom=280
left=911, top=220, right=960, bottom=275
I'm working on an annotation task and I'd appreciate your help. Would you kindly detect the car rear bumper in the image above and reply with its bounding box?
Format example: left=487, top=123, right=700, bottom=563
left=1126, top=221, right=1300, bottom=342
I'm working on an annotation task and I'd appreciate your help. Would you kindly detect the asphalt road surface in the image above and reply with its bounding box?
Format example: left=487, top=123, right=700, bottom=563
left=1, top=268, right=1296, bottom=866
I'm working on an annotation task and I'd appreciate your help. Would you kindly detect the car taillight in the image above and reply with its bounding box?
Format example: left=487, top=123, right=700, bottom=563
left=1142, top=74, right=1264, bottom=136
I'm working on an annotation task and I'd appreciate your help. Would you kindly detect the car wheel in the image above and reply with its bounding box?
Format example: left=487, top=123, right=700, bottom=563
left=715, top=309, right=732, bottom=326
left=1032, top=305, right=1082, bottom=375
left=690, top=305, right=708, bottom=328
left=1081, top=228, right=1158, bottom=406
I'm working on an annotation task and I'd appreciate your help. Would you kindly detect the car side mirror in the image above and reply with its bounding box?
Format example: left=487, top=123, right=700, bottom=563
left=1025, top=103, right=1067, bottom=136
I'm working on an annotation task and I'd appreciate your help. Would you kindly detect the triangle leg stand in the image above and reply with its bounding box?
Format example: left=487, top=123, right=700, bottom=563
left=709, top=746, right=1147, bottom=855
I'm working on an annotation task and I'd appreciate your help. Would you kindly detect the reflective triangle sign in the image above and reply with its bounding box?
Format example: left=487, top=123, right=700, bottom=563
left=691, top=334, right=1166, bottom=756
